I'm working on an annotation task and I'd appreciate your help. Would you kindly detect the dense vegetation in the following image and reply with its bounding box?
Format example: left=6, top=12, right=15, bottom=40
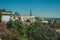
left=1, top=20, right=60, bottom=40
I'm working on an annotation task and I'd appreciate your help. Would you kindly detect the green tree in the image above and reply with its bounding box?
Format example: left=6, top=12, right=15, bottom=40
left=15, top=12, right=19, bottom=15
left=0, top=9, right=5, bottom=12
left=6, top=20, right=59, bottom=40
left=25, top=19, right=30, bottom=22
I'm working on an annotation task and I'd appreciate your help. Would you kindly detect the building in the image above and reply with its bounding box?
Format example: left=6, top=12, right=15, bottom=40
left=11, top=13, right=20, bottom=21
left=0, top=9, right=35, bottom=23
left=0, top=11, right=21, bottom=23
left=21, top=14, right=36, bottom=22
left=1, top=11, right=13, bottom=23
left=40, top=21, right=48, bottom=24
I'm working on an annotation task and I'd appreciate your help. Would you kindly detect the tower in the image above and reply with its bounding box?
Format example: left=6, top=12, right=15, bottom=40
left=30, top=10, right=32, bottom=16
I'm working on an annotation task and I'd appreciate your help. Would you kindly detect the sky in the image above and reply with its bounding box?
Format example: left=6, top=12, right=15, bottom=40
left=0, top=0, right=60, bottom=18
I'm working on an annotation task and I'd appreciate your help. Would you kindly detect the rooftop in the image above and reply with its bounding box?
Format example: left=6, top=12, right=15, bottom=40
left=1, top=11, right=12, bottom=15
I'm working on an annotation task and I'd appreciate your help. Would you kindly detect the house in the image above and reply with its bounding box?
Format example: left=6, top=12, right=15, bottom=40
left=21, top=14, right=36, bottom=22
left=0, top=11, right=21, bottom=23
left=11, top=13, right=20, bottom=21
left=1, top=11, right=13, bottom=23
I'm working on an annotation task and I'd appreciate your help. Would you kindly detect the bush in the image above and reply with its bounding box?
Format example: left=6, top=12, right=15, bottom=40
left=2, top=20, right=59, bottom=40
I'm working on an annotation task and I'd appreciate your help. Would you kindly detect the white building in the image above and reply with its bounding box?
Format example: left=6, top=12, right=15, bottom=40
left=1, top=11, right=13, bottom=23
left=21, top=15, right=36, bottom=22
left=0, top=11, right=21, bottom=23
left=41, top=21, right=48, bottom=24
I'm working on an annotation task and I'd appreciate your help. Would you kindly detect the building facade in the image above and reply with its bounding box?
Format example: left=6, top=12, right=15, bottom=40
left=1, top=11, right=12, bottom=23
left=11, top=13, right=20, bottom=21
left=21, top=15, right=36, bottom=22
left=0, top=10, right=35, bottom=23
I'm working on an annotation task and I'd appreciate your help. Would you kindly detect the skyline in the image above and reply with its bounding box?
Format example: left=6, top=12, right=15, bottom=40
left=0, top=0, right=60, bottom=18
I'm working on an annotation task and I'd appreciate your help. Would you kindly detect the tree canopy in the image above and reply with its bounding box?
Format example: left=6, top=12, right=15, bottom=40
left=0, top=20, right=60, bottom=40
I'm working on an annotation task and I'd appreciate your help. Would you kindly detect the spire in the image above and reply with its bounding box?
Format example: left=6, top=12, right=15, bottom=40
left=30, top=10, right=32, bottom=16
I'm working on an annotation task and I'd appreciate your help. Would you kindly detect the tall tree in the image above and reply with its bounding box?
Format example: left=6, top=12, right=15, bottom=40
left=15, top=12, right=19, bottom=14
left=0, top=9, right=5, bottom=12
